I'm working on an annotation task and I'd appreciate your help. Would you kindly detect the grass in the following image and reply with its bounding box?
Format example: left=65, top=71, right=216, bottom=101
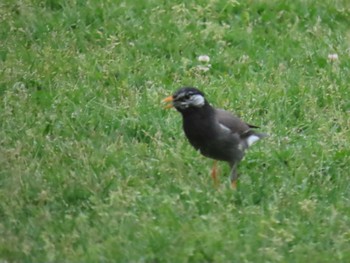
left=1, top=0, right=350, bottom=262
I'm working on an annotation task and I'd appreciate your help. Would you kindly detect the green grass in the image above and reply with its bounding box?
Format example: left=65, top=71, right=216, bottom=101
left=1, top=0, right=350, bottom=262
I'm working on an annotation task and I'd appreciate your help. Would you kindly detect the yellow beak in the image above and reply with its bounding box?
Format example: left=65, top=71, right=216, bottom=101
left=162, top=95, right=174, bottom=109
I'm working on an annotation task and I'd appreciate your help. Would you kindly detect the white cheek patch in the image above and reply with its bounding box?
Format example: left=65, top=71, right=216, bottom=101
left=247, top=135, right=260, bottom=146
left=191, top=94, right=205, bottom=107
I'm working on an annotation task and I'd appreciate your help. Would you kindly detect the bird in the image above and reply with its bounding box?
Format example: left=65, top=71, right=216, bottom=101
left=163, top=87, right=267, bottom=188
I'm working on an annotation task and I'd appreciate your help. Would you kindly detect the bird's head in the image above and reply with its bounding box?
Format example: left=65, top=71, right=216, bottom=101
left=163, top=87, right=206, bottom=112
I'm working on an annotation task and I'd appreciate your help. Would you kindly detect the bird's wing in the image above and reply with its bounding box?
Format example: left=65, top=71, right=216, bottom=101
left=215, top=109, right=267, bottom=146
left=215, top=109, right=252, bottom=135
left=215, top=109, right=268, bottom=146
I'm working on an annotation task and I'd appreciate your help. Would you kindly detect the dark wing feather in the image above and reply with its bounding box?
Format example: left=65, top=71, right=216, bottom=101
left=215, top=109, right=252, bottom=135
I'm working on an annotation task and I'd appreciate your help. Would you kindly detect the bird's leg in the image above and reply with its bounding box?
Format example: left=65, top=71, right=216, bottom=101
left=230, top=163, right=238, bottom=189
left=211, top=160, right=219, bottom=186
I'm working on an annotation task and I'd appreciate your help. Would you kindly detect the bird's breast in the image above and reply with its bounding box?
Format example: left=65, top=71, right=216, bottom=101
left=183, top=116, right=216, bottom=148
left=182, top=116, right=244, bottom=162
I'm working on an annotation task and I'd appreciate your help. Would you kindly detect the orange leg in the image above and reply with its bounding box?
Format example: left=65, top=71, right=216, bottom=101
left=230, top=163, right=238, bottom=189
left=211, top=161, right=219, bottom=186
left=231, top=180, right=237, bottom=189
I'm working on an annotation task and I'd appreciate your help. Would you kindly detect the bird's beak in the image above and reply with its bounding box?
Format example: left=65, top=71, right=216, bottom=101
left=162, top=95, right=174, bottom=109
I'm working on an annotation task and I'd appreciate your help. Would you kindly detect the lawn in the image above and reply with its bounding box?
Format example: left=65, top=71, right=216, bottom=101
left=1, top=0, right=350, bottom=262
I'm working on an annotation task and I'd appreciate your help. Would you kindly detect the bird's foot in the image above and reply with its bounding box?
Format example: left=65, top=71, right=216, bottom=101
left=211, top=161, right=219, bottom=187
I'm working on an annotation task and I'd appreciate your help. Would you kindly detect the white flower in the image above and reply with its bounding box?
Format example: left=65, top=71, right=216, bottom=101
left=198, top=55, right=210, bottom=63
left=239, top=54, right=250, bottom=63
left=328, top=53, right=339, bottom=61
